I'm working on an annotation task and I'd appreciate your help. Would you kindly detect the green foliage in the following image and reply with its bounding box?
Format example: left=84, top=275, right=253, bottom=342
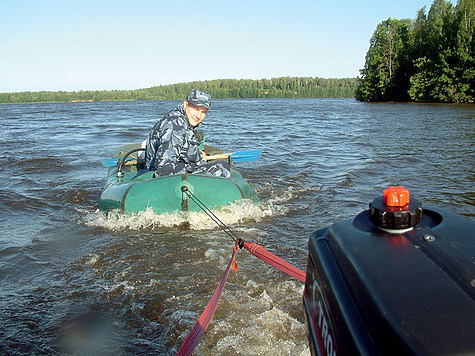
left=0, top=77, right=358, bottom=104
left=355, top=18, right=412, bottom=101
left=357, top=0, right=474, bottom=103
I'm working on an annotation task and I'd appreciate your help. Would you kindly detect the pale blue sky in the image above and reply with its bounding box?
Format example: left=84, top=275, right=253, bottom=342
left=0, top=0, right=445, bottom=92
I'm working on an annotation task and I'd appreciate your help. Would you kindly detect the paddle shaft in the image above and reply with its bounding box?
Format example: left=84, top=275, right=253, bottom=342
left=205, top=149, right=261, bottom=162
left=103, top=149, right=260, bottom=166
left=205, top=153, right=230, bottom=161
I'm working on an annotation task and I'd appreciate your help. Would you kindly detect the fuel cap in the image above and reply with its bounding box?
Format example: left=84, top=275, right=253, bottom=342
left=369, top=186, right=423, bottom=230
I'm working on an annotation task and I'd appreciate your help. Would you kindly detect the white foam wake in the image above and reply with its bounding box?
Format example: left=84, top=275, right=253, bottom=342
left=84, top=199, right=270, bottom=231
left=84, top=184, right=315, bottom=231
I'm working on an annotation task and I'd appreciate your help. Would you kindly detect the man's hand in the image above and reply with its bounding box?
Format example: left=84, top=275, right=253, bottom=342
left=201, top=150, right=208, bottom=161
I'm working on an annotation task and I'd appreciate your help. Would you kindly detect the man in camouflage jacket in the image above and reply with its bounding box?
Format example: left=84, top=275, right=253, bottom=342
left=144, top=89, right=231, bottom=177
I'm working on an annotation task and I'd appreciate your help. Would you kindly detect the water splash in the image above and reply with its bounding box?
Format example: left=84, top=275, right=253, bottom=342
left=83, top=184, right=315, bottom=232
left=83, top=199, right=268, bottom=231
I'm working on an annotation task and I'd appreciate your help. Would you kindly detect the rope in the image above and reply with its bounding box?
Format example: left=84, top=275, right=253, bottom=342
left=181, top=187, right=241, bottom=244
left=176, top=187, right=306, bottom=355
left=177, top=244, right=239, bottom=356
left=181, top=186, right=306, bottom=281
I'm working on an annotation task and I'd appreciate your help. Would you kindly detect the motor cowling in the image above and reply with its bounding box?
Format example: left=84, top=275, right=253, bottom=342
left=303, top=187, right=475, bottom=355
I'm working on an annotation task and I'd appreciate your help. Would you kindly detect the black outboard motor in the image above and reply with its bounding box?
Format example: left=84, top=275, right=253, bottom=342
left=303, top=186, right=475, bottom=355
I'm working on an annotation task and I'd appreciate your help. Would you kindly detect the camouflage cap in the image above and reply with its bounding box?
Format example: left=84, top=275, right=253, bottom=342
left=186, top=89, right=211, bottom=109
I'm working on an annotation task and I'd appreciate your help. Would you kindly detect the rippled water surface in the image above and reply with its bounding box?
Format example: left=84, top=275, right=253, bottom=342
left=0, top=98, right=473, bottom=355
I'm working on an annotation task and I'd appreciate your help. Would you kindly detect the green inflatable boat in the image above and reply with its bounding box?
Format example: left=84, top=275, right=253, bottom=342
left=98, top=143, right=259, bottom=213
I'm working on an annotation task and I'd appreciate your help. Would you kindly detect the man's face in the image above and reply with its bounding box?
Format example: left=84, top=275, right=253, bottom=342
left=184, top=101, right=208, bottom=127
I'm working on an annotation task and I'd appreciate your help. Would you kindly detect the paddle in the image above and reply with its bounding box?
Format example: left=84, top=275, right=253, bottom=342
left=102, top=149, right=261, bottom=167
left=206, top=149, right=261, bottom=162
left=102, top=157, right=142, bottom=167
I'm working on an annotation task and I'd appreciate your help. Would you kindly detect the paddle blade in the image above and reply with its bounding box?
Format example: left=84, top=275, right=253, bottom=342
left=102, top=158, right=119, bottom=167
left=101, top=157, right=137, bottom=167
left=229, top=149, right=262, bottom=162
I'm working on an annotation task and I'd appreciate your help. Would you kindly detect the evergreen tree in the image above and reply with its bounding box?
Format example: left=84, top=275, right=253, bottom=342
left=358, top=0, right=474, bottom=103
left=356, top=18, right=412, bottom=101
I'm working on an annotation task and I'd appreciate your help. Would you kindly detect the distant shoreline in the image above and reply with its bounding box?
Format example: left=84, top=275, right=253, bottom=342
left=0, top=77, right=358, bottom=104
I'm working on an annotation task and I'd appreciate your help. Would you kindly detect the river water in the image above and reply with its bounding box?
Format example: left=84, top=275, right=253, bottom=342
left=0, top=98, right=473, bottom=355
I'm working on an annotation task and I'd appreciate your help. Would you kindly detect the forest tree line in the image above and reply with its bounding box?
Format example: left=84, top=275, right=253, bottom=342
left=356, top=0, right=474, bottom=103
left=0, top=77, right=358, bottom=104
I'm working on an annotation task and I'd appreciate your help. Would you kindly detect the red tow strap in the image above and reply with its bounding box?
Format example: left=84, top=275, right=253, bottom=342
left=177, top=240, right=306, bottom=355
left=243, top=241, right=306, bottom=283
left=177, top=244, right=239, bottom=356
